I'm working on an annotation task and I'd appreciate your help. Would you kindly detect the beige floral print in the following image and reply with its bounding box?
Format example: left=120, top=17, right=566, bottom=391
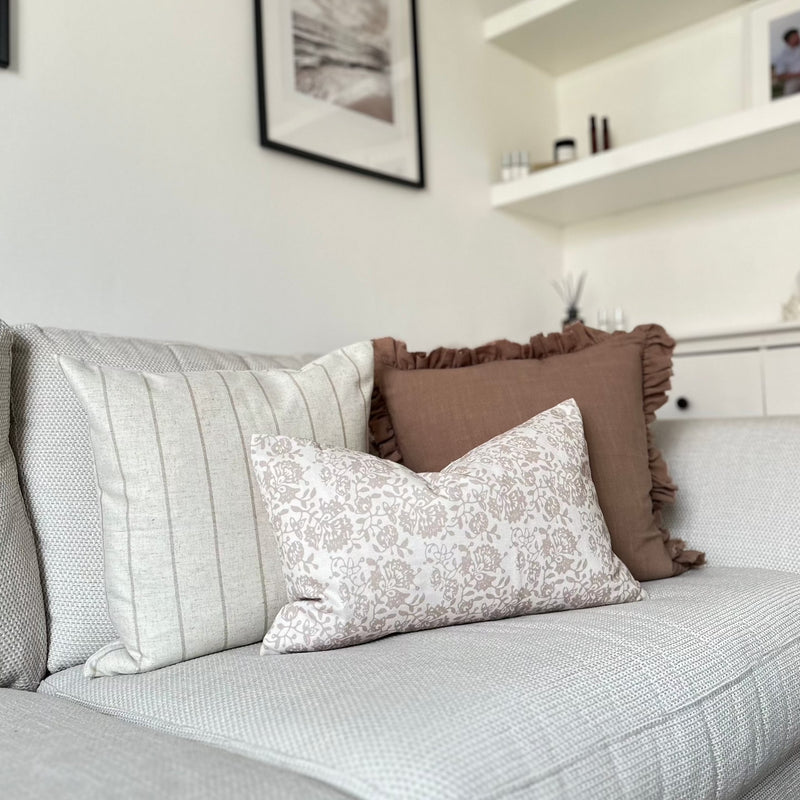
left=251, top=399, right=644, bottom=654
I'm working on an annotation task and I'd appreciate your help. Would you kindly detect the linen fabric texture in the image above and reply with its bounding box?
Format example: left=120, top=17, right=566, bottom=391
left=251, top=399, right=643, bottom=654
left=58, top=341, right=373, bottom=677
left=40, top=567, right=800, bottom=800
left=9, top=323, right=316, bottom=673
left=0, top=321, right=47, bottom=690
left=371, top=324, right=704, bottom=581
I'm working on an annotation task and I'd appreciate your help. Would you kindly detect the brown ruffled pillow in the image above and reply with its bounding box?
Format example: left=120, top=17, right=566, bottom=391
left=370, top=324, right=704, bottom=581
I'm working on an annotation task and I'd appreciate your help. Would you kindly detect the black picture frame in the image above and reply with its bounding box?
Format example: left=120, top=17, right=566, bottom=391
left=254, top=0, right=425, bottom=189
left=0, top=0, right=9, bottom=69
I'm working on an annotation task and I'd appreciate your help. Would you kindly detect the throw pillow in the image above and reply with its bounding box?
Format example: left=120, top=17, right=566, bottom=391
left=251, top=399, right=644, bottom=654
left=10, top=322, right=317, bottom=673
left=370, top=324, right=704, bottom=582
left=59, top=342, right=373, bottom=676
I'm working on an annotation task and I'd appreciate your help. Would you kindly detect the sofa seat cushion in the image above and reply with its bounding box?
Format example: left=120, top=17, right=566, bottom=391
left=0, top=689, right=351, bottom=799
left=40, top=567, right=800, bottom=800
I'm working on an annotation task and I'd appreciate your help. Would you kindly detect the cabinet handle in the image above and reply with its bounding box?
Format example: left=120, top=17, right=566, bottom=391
left=676, top=397, right=690, bottom=411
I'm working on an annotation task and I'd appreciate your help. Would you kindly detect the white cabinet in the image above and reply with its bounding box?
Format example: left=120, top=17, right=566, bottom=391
left=661, top=350, right=764, bottom=419
left=659, top=324, right=800, bottom=420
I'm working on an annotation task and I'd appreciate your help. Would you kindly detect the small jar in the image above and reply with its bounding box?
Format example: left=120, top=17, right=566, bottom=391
left=554, top=138, right=577, bottom=163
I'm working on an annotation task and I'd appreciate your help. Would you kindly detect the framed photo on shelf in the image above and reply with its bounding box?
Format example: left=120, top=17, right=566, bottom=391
left=748, top=0, right=800, bottom=105
left=1, top=0, right=10, bottom=69
left=254, top=0, right=425, bottom=188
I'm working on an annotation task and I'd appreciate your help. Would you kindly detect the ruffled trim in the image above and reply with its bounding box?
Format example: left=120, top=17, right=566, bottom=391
left=371, top=327, right=607, bottom=461
left=370, top=323, right=702, bottom=575
left=635, top=325, right=705, bottom=574
left=637, top=323, right=678, bottom=510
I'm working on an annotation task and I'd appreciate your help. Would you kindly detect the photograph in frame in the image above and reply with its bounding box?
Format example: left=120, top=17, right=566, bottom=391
left=0, top=0, right=9, bottom=69
left=254, top=0, right=424, bottom=188
left=748, top=0, right=800, bottom=105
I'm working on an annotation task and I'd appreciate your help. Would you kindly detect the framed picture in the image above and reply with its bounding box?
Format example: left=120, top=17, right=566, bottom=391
left=254, top=0, right=424, bottom=188
left=748, top=0, right=800, bottom=105
left=0, top=0, right=9, bottom=69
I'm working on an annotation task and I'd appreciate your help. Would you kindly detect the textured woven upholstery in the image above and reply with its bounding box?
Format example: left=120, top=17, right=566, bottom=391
left=0, top=322, right=47, bottom=690
left=41, top=567, right=800, bottom=800
left=653, top=417, right=800, bottom=574
left=0, top=689, right=351, bottom=799
left=9, top=324, right=314, bottom=673
left=739, top=747, right=800, bottom=799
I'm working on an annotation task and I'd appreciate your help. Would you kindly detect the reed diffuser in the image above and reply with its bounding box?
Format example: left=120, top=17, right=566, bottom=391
left=552, top=273, right=586, bottom=328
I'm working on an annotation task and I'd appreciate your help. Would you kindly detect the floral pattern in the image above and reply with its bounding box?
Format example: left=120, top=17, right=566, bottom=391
left=251, top=400, right=644, bottom=654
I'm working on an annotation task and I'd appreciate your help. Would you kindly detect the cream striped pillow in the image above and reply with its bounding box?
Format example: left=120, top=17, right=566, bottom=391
left=58, top=342, right=373, bottom=677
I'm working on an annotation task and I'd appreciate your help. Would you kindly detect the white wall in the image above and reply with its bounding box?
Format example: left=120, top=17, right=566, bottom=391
left=564, top=172, right=800, bottom=335
left=555, top=5, right=800, bottom=337
left=0, top=0, right=561, bottom=354
left=556, top=11, right=745, bottom=151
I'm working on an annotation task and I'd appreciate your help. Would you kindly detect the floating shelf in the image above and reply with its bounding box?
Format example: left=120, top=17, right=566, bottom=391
left=484, top=0, right=748, bottom=76
left=490, top=99, right=800, bottom=226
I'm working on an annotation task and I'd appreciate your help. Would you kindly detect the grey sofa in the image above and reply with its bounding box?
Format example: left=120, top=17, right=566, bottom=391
left=1, top=322, right=800, bottom=799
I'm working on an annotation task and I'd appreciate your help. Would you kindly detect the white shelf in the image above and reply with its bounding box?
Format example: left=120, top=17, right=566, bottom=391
left=490, top=99, right=800, bottom=226
left=674, top=321, right=800, bottom=344
left=484, top=0, right=748, bottom=76
left=674, top=321, right=800, bottom=355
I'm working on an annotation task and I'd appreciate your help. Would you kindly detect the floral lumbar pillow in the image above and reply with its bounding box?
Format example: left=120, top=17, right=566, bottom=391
left=250, top=399, right=644, bottom=654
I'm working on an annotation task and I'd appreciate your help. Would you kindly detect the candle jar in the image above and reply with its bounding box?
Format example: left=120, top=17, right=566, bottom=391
left=554, top=138, right=577, bottom=163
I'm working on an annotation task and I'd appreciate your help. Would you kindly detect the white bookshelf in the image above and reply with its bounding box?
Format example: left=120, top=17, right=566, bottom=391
left=484, top=0, right=749, bottom=76
left=490, top=98, right=800, bottom=225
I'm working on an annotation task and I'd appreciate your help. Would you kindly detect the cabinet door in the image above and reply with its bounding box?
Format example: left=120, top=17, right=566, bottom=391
left=659, top=350, right=764, bottom=419
left=764, top=346, right=800, bottom=416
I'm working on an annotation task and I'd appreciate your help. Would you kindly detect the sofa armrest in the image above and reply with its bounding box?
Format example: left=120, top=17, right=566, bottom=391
left=0, top=689, right=351, bottom=799
left=653, top=416, right=800, bottom=575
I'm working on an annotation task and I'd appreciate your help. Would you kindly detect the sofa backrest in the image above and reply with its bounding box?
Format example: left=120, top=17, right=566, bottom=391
left=654, top=416, right=800, bottom=575
left=8, top=323, right=316, bottom=676
left=0, top=322, right=47, bottom=690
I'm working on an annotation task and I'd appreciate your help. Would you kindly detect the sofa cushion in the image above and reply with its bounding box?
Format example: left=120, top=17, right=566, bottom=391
left=371, top=325, right=704, bottom=581
left=0, top=322, right=47, bottom=691
left=0, top=690, right=351, bottom=799
left=59, top=343, right=373, bottom=676
left=40, top=567, right=800, bottom=800
left=9, top=324, right=318, bottom=673
left=654, top=416, right=800, bottom=575
left=251, top=400, right=642, bottom=654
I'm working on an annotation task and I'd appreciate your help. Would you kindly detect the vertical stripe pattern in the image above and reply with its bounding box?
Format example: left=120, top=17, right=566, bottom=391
left=97, top=366, right=142, bottom=669
left=57, top=341, right=374, bottom=678
left=249, top=372, right=281, bottom=435
left=216, top=371, right=270, bottom=636
left=143, top=375, right=188, bottom=664
left=342, top=347, right=370, bottom=434
left=182, top=374, right=229, bottom=651
left=287, top=373, right=317, bottom=442
left=318, top=363, right=348, bottom=449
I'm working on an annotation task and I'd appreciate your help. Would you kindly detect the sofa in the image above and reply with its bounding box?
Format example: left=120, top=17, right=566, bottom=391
left=1, top=320, right=800, bottom=800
